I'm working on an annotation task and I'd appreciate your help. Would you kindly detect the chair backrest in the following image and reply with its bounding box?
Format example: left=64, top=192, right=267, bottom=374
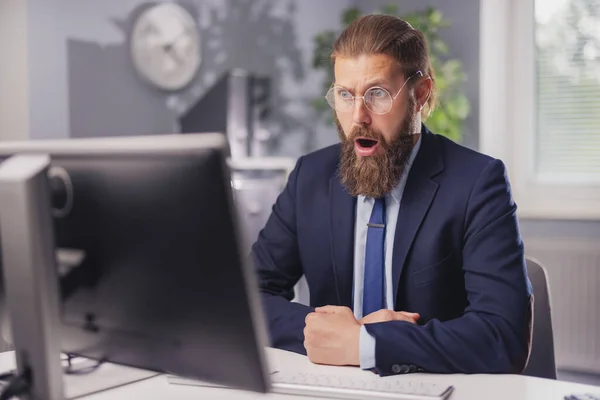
left=522, top=256, right=557, bottom=379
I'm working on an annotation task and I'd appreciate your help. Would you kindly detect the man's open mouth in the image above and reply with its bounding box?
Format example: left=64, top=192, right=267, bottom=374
left=355, top=138, right=379, bottom=148
left=354, top=137, right=380, bottom=156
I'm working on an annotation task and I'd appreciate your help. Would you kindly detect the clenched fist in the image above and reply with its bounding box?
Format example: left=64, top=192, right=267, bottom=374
left=303, top=306, right=361, bottom=366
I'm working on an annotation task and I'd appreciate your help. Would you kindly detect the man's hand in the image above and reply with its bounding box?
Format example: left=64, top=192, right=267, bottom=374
left=303, top=306, right=360, bottom=366
left=359, top=309, right=420, bottom=325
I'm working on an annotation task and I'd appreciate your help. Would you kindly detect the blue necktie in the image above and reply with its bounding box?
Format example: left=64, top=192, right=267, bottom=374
left=363, top=197, right=386, bottom=317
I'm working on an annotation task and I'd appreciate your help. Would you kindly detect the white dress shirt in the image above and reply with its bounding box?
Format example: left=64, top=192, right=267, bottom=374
left=352, top=135, right=422, bottom=369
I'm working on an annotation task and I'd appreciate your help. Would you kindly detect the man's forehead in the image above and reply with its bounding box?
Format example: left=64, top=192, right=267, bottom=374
left=333, top=54, right=402, bottom=89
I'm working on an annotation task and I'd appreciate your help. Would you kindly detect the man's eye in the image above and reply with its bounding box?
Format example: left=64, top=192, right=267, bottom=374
left=370, top=89, right=387, bottom=98
left=338, top=90, right=352, bottom=100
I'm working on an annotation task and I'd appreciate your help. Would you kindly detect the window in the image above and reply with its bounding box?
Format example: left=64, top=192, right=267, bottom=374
left=535, top=0, right=600, bottom=184
left=480, top=0, right=600, bottom=220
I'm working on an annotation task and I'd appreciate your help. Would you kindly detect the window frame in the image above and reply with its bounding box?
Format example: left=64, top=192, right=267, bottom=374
left=479, top=0, right=600, bottom=220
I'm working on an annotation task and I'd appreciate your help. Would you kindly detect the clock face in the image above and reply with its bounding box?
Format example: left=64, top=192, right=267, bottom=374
left=130, top=3, right=201, bottom=91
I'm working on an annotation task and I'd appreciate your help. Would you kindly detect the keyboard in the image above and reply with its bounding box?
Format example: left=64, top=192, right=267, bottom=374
left=168, top=370, right=454, bottom=400
left=564, top=394, right=600, bottom=400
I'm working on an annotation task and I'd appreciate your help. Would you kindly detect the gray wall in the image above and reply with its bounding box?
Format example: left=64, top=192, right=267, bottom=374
left=26, top=0, right=352, bottom=156
left=356, top=0, right=480, bottom=150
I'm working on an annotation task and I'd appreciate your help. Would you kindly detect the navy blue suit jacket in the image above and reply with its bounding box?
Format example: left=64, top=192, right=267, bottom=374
left=252, top=127, right=533, bottom=376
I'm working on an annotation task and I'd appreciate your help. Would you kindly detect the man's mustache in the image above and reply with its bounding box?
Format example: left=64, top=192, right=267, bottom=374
left=347, top=126, right=385, bottom=143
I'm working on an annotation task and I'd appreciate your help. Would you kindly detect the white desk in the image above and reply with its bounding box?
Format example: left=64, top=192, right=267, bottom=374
left=1, top=348, right=598, bottom=400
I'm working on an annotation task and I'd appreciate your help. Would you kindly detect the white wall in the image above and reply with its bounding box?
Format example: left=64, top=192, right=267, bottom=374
left=0, top=0, right=30, bottom=141
left=27, top=0, right=70, bottom=139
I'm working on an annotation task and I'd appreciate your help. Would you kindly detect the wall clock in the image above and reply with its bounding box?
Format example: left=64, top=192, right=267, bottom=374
left=130, top=3, right=201, bottom=91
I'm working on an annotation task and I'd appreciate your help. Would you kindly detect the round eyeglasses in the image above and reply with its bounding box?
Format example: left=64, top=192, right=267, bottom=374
left=325, top=71, right=423, bottom=115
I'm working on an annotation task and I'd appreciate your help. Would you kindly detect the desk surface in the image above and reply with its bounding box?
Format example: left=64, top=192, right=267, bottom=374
left=1, top=348, right=599, bottom=400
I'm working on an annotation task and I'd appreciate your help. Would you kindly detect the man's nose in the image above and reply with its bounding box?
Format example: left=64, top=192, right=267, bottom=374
left=352, top=98, right=371, bottom=126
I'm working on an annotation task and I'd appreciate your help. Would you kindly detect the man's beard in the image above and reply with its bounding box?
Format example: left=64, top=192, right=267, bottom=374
left=337, top=97, right=420, bottom=198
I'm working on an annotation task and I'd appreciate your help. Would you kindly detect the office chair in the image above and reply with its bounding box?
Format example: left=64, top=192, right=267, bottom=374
left=522, top=256, right=557, bottom=379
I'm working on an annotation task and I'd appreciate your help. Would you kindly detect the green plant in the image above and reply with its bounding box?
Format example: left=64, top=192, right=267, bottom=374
left=311, top=5, right=470, bottom=143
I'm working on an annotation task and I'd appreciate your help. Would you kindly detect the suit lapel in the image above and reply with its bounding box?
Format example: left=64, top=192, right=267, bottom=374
left=329, top=174, right=356, bottom=308
left=392, top=129, right=444, bottom=301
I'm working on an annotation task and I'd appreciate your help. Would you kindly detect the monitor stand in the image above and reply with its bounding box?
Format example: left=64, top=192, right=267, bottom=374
left=0, top=155, right=158, bottom=400
left=62, top=358, right=160, bottom=399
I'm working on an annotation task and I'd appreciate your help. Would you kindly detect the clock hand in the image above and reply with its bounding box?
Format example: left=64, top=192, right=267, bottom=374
left=161, top=31, right=191, bottom=66
left=163, top=43, right=184, bottom=66
left=161, top=28, right=194, bottom=53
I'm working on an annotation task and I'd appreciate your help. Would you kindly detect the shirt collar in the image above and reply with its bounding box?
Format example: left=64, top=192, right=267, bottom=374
left=360, top=134, right=422, bottom=205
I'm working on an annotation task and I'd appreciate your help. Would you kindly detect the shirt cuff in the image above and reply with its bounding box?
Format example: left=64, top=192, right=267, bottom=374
left=359, top=325, right=376, bottom=370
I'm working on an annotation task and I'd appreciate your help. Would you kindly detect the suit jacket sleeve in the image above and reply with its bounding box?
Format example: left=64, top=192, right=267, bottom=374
left=251, top=156, right=314, bottom=355
left=365, top=159, right=533, bottom=375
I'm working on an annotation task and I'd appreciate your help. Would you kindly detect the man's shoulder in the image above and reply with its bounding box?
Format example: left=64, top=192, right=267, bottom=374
left=297, top=143, right=341, bottom=175
left=431, top=132, right=501, bottom=177
left=287, top=144, right=342, bottom=195
left=436, top=134, right=494, bottom=164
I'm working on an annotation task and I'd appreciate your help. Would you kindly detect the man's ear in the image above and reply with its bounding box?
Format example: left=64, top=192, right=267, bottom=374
left=415, top=76, right=432, bottom=111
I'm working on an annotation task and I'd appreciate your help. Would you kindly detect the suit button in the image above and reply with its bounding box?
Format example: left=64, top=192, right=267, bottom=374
left=399, top=365, right=410, bottom=374
left=408, top=365, right=417, bottom=373
left=391, top=364, right=401, bottom=374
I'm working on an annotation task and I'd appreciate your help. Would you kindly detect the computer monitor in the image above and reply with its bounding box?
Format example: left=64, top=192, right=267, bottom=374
left=0, top=133, right=270, bottom=399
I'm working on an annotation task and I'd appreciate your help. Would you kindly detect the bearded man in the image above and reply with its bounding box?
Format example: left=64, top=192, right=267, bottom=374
left=252, top=14, right=533, bottom=376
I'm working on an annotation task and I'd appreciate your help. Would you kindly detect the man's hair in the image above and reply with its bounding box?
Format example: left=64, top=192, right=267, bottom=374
left=331, top=14, right=437, bottom=118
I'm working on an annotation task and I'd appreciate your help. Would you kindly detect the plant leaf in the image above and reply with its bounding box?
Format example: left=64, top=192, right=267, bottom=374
left=312, top=31, right=336, bottom=68
left=450, top=94, right=471, bottom=119
left=432, top=39, right=449, bottom=56
left=427, top=8, right=443, bottom=25
left=342, top=7, right=361, bottom=26
left=380, top=4, right=398, bottom=16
